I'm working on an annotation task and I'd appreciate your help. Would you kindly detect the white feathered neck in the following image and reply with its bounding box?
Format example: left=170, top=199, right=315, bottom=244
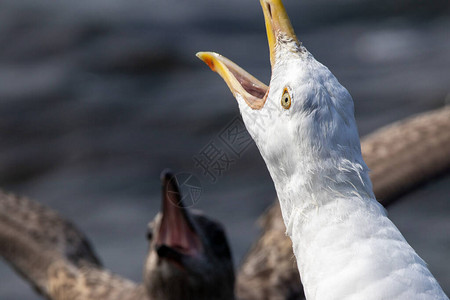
left=238, top=49, right=448, bottom=300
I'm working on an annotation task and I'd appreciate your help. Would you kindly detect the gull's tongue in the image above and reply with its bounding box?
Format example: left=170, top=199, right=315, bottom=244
left=156, top=171, right=202, bottom=258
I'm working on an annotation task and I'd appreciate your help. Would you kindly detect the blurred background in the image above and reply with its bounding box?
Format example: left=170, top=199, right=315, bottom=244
left=0, top=0, right=449, bottom=298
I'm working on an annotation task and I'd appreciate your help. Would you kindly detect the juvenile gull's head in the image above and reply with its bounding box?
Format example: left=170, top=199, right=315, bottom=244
left=144, top=170, right=235, bottom=300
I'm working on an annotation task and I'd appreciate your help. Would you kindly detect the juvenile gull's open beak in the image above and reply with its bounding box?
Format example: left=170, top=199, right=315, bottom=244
left=197, top=0, right=298, bottom=110
left=156, top=170, right=203, bottom=264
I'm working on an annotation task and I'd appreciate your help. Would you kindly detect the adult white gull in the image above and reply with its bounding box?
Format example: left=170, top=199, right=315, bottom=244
left=197, top=0, right=449, bottom=299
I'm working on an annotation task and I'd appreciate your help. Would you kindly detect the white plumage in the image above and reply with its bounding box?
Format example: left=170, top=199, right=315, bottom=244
left=198, top=0, right=449, bottom=299
left=244, top=48, right=447, bottom=300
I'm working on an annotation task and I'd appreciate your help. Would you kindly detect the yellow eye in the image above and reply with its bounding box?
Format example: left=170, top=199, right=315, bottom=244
left=281, top=88, right=291, bottom=109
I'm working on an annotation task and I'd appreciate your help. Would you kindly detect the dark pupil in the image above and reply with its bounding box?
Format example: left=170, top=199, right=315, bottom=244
left=284, top=97, right=288, bottom=103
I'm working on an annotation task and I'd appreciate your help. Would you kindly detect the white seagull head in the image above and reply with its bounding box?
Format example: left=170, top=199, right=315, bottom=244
left=197, top=0, right=368, bottom=196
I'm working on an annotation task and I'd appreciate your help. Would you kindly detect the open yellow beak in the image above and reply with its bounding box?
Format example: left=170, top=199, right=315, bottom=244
left=197, top=0, right=298, bottom=110
left=260, top=0, right=298, bottom=67
left=196, top=52, right=268, bottom=110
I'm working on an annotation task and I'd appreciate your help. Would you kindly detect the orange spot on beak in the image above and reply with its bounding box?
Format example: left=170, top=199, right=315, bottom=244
left=203, top=57, right=216, bottom=71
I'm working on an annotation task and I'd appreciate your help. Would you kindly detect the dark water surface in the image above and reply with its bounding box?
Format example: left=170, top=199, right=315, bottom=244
left=0, top=0, right=449, bottom=299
